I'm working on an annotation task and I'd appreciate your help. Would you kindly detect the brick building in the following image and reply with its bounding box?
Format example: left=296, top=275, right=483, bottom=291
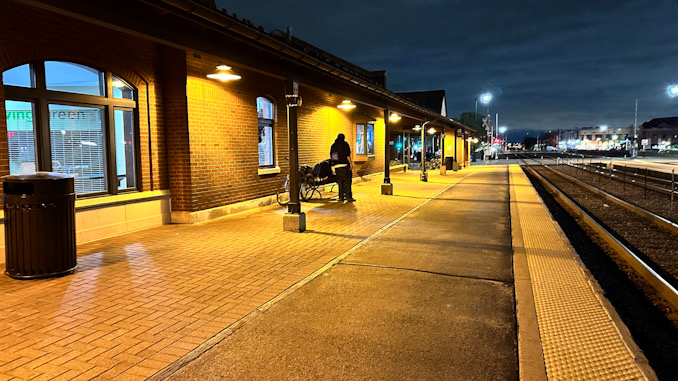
left=0, top=0, right=471, bottom=245
left=640, top=117, right=678, bottom=149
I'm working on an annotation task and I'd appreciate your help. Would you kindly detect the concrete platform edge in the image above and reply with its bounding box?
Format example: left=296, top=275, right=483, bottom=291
left=510, top=166, right=548, bottom=381
left=510, top=164, right=658, bottom=381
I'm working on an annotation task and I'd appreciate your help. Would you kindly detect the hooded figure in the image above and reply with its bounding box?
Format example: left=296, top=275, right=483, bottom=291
left=330, top=133, right=354, bottom=201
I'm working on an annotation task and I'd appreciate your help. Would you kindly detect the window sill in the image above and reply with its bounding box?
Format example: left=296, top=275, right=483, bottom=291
left=258, top=166, right=281, bottom=176
left=353, top=155, right=374, bottom=163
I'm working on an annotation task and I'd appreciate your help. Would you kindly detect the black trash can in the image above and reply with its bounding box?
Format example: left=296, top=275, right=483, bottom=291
left=445, top=157, right=454, bottom=169
left=3, top=172, right=76, bottom=279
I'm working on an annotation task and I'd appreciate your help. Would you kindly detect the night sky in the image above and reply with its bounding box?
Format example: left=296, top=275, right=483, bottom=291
left=216, top=0, right=678, bottom=140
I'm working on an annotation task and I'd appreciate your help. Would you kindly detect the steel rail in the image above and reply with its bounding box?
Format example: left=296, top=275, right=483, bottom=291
left=569, top=162, right=676, bottom=197
left=522, top=164, right=678, bottom=312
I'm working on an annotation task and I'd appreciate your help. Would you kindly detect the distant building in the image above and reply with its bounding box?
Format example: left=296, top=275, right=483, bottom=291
left=574, top=126, right=631, bottom=150
left=640, top=117, right=678, bottom=150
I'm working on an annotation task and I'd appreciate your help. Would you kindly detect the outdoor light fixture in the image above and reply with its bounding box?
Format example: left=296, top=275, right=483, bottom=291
left=337, top=99, right=356, bottom=110
left=668, top=84, right=678, bottom=97
left=479, top=92, right=492, bottom=104
left=427, top=127, right=437, bottom=134
left=600, top=124, right=608, bottom=131
left=389, top=112, right=401, bottom=122
left=207, top=64, right=241, bottom=81
left=412, top=124, right=422, bottom=131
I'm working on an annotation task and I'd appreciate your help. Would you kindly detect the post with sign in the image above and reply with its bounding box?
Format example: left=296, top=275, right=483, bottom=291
left=283, top=80, right=306, bottom=232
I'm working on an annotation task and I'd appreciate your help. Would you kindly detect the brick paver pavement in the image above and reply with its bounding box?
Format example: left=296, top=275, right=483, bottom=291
left=0, top=169, right=482, bottom=380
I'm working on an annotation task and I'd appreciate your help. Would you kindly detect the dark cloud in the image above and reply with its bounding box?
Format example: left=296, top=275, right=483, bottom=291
left=217, top=0, right=678, bottom=135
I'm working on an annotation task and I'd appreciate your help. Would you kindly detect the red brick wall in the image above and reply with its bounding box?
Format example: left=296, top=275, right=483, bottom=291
left=0, top=2, right=166, bottom=193
left=185, top=54, right=290, bottom=211
left=181, top=56, right=388, bottom=212
left=297, top=85, right=386, bottom=177
left=1, top=2, right=391, bottom=215
left=161, top=47, right=192, bottom=211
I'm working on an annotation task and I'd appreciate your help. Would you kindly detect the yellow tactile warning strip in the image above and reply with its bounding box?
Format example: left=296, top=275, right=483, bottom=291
left=509, top=165, right=656, bottom=381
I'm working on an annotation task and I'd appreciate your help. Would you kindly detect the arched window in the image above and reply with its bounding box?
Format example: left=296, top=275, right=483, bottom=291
left=257, top=97, right=275, bottom=167
left=2, top=61, right=138, bottom=195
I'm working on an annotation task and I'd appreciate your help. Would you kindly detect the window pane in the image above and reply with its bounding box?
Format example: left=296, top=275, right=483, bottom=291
left=2, top=64, right=33, bottom=88
left=356, top=124, right=365, bottom=155
left=45, top=61, right=103, bottom=96
left=49, top=104, right=105, bottom=194
left=258, top=122, right=274, bottom=167
left=112, top=75, right=134, bottom=99
left=114, top=109, right=136, bottom=189
left=367, top=123, right=374, bottom=155
left=257, top=97, right=273, bottom=119
left=5, top=100, right=36, bottom=174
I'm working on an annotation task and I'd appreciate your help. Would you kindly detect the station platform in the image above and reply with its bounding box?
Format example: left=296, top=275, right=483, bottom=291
left=0, top=165, right=656, bottom=380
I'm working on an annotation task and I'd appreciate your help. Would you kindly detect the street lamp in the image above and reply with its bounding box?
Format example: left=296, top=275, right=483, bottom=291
left=479, top=92, right=492, bottom=104
left=668, top=84, right=678, bottom=98
left=479, top=92, right=492, bottom=159
left=498, top=126, right=507, bottom=152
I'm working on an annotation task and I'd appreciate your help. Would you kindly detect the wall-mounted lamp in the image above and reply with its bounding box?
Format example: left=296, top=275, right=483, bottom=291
left=207, top=64, right=241, bottom=81
left=389, top=113, right=401, bottom=122
left=337, top=99, right=356, bottom=110
left=412, top=124, right=422, bottom=131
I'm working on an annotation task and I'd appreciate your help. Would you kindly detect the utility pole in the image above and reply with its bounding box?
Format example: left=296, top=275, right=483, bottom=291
left=633, top=98, right=638, bottom=157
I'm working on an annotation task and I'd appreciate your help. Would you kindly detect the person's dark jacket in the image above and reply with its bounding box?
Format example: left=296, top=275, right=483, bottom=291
left=330, top=136, right=351, bottom=165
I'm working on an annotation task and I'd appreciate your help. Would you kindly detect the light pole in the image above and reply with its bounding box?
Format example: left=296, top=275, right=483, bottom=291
left=474, top=98, right=479, bottom=133
left=498, top=126, right=507, bottom=152
left=479, top=92, right=492, bottom=159
left=414, top=121, right=432, bottom=182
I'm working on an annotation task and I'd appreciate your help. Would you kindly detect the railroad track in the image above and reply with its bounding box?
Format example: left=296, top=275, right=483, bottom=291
left=515, top=154, right=678, bottom=318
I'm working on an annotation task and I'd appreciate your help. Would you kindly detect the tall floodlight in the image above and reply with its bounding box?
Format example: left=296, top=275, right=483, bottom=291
left=479, top=92, right=492, bottom=158
left=668, top=84, right=678, bottom=98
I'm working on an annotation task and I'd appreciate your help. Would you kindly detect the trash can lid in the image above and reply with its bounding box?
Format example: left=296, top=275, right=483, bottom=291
left=3, top=172, right=75, bottom=196
left=3, top=172, right=74, bottom=181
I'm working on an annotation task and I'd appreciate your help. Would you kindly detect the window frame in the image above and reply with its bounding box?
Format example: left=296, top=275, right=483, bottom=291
left=256, top=96, right=276, bottom=169
left=355, top=122, right=375, bottom=158
left=2, top=60, right=140, bottom=196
